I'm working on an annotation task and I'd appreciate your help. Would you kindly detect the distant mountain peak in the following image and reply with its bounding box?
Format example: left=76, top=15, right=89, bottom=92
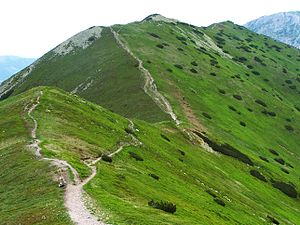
left=142, top=14, right=178, bottom=23
left=245, top=11, right=300, bottom=48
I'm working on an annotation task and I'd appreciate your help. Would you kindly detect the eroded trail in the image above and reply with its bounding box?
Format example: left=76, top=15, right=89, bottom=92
left=110, top=27, right=180, bottom=125
left=26, top=92, right=138, bottom=225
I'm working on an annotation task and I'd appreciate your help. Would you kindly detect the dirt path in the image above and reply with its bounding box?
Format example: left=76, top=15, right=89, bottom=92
left=26, top=92, right=113, bottom=225
left=110, top=27, right=180, bottom=125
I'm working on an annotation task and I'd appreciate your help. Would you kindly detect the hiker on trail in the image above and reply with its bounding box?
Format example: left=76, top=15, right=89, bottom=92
left=59, top=176, right=66, bottom=188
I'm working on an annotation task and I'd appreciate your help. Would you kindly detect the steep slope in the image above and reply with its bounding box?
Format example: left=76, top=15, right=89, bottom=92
left=0, top=86, right=299, bottom=224
left=245, top=11, right=300, bottom=48
left=0, top=56, right=35, bottom=82
left=0, top=27, right=168, bottom=122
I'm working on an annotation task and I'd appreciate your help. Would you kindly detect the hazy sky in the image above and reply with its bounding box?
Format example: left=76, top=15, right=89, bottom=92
left=1, top=0, right=299, bottom=58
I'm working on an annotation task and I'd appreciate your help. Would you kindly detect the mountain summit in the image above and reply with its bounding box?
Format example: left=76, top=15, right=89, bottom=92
left=245, top=11, right=300, bottom=48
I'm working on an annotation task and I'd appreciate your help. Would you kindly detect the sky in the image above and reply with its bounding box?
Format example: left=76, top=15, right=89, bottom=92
left=0, top=0, right=299, bottom=58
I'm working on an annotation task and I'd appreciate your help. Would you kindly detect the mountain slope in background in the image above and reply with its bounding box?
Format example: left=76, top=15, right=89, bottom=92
left=0, top=56, right=36, bottom=82
left=1, top=15, right=300, bottom=224
left=245, top=11, right=300, bottom=48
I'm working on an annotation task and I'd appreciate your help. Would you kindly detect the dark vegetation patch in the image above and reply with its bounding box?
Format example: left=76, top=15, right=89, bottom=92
left=274, top=158, right=285, bottom=165
left=252, top=71, right=260, bottom=76
left=193, top=131, right=254, bottom=166
left=285, top=125, right=294, bottom=132
left=271, top=180, right=298, bottom=198
left=177, top=149, right=185, bottom=156
left=174, top=64, right=183, bottom=69
left=156, top=44, right=164, bottom=49
left=191, top=61, right=198, bottom=66
left=176, top=36, right=187, bottom=42
left=177, top=48, right=184, bottom=52
left=128, top=151, right=144, bottom=161
left=228, top=105, right=237, bottom=112
left=259, top=156, right=269, bottom=162
left=247, top=108, right=253, bottom=112
left=281, top=168, right=289, bottom=174
left=250, top=170, right=267, bottom=182
left=267, top=215, right=280, bottom=225
left=214, top=198, right=226, bottom=206
left=202, top=112, right=212, bottom=119
left=160, top=134, right=171, bottom=142
left=218, top=89, right=226, bottom=94
left=88, top=36, right=96, bottom=42
left=210, top=72, right=217, bottom=76
left=233, top=94, right=242, bottom=100
left=240, top=121, right=246, bottom=127
left=102, top=154, right=112, bottom=163
left=206, top=189, right=217, bottom=198
left=148, top=32, right=160, bottom=39
left=166, top=68, right=173, bottom=72
left=149, top=173, right=160, bottom=180
left=269, top=149, right=279, bottom=156
left=261, top=110, right=276, bottom=117
left=255, top=99, right=267, bottom=107
left=286, top=163, right=294, bottom=168
left=190, top=68, right=198, bottom=74
left=148, top=200, right=176, bottom=214
left=0, top=89, right=14, bottom=101
left=125, top=127, right=135, bottom=135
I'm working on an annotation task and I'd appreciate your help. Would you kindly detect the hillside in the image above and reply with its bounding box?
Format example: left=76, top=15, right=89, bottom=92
left=0, top=56, right=35, bottom=82
left=245, top=11, right=300, bottom=49
left=0, top=14, right=300, bottom=224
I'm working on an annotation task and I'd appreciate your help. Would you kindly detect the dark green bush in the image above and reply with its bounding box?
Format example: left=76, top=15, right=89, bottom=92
left=267, top=215, right=280, bottom=225
left=206, top=189, right=217, bottom=198
left=160, top=134, right=171, bottom=142
left=149, top=173, right=160, bottom=180
left=269, top=149, right=279, bottom=156
left=177, top=48, right=184, bottom=51
left=156, top=44, right=164, bottom=49
left=176, top=36, right=187, bottom=41
left=102, top=154, right=112, bottom=163
left=228, top=105, right=237, bottom=112
left=148, top=200, right=176, bottom=213
left=148, top=32, right=160, bottom=39
left=125, top=127, right=135, bottom=135
left=255, top=99, right=267, bottom=107
left=191, top=61, right=198, bottom=66
left=271, top=180, right=298, bottom=198
left=128, top=151, right=144, bottom=161
left=233, top=94, right=242, bottom=100
left=281, top=168, right=289, bottom=174
left=190, top=68, right=198, bottom=74
left=174, top=64, right=183, bottom=69
left=219, top=89, right=226, bottom=94
left=285, top=125, right=294, bottom=131
left=193, top=131, right=254, bottom=166
left=250, top=170, right=267, bottom=182
left=274, top=158, right=285, bottom=165
left=214, top=198, right=225, bottom=206
left=210, top=72, right=217, bottom=76
left=166, top=68, right=173, bottom=72
left=177, top=149, right=185, bottom=156
left=259, top=156, right=269, bottom=162
left=252, top=71, right=260, bottom=76
left=240, top=121, right=246, bottom=127
left=202, top=112, right=212, bottom=119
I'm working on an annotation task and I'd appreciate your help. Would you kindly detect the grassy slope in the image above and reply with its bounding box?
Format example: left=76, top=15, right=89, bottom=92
left=0, top=88, right=70, bottom=225
left=30, top=88, right=300, bottom=224
left=9, top=27, right=168, bottom=123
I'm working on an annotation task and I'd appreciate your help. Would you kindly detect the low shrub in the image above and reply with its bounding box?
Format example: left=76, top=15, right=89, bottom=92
left=166, top=68, right=173, bottom=72
left=148, top=32, right=160, bottom=39
left=228, top=105, right=237, bottom=111
left=161, top=134, right=171, bottom=142
left=156, top=44, right=164, bottom=49
left=271, top=180, right=298, bottom=198
left=193, top=131, right=253, bottom=165
left=210, top=72, right=217, bottom=76
left=206, top=189, right=217, bottom=198
left=274, top=158, right=285, bottom=165
left=281, top=168, right=289, bottom=174
left=148, top=200, right=176, bottom=213
left=177, top=149, right=185, bottom=156
left=255, top=99, right=267, bottom=107
left=285, top=125, right=294, bottom=131
left=267, top=215, right=280, bottom=225
left=191, top=61, right=198, bottom=66
left=259, top=156, right=269, bottom=162
left=219, top=89, right=226, bottom=94
left=128, top=151, right=144, bottom=161
left=202, top=112, right=212, bottom=119
left=190, top=68, right=198, bottom=74
left=240, top=121, right=246, bottom=127
left=252, top=71, right=260, bottom=76
left=250, top=170, right=267, bottom=182
left=149, top=173, right=160, bottom=180
left=214, top=198, right=225, bottom=206
left=102, top=154, right=112, bottom=163
left=174, top=64, right=183, bottom=69
left=177, top=48, right=184, bottom=51
left=124, top=127, right=135, bottom=135
left=269, top=149, right=279, bottom=156
left=233, top=95, right=242, bottom=100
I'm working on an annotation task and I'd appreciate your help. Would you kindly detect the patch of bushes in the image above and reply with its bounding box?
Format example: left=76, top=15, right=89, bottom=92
left=191, top=61, right=198, bottom=66
left=252, top=71, right=260, bottom=76
left=269, top=149, right=279, bottom=156
left=259, top=156, right=269, bottom=162
left=218, top=89, right=226, bottom=94
left=193, top=131, right=254, bottom=166
left=102, top=154, right=112, bottom=163
left=267, top=215, right=280, bottom=225
left=166, top=68, right=173, bottom=72
left=190, top=68, right=198, bottom=74
left=261, top=110, right=276, bottom=117
left=250, top=170, right=267, bottom=182
left=177, top=149, right=185, bottom=156
left=174, top=64, right=183, bottom=69
left=285, top=125, right=294, bottom=131
left=210, top=72, right=217, bottom=76
left=156, top=44, right=164, bottom=49
left=148, top=200, right=176, bottom=213
left=176, top=36, right=187, bottom=42
left=255, top=99, right=267, bottom=107
left=149, top=173, right=160, bottom=180
left=161, top=134, right=171, bottom=142
left=281, top=168, right=289, bottom=174
left=274, top=158, right=285, bottom=165
left=202, top=112, right=212, bottom=119
left=177, top=48, right=184, bottom=51
left=233, top=94, right=242, bottom=100
left=214, top=198, right=225, bottom=206
left=228, top=105, right=237, bottom=112
left=271, top=180, right=298, bottom=198
left=206, top=189, right=217, bottom=198
left=128, top=151, right=144, bottom=161
left=125, top=127, right=135, bottom=135
left=240, top=121, right=246, bottom=127
left=148, top=32, right=160, bottom=39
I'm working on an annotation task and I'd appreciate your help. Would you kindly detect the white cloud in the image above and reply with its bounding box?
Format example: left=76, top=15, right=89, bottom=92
left=0, top=0, right=299, bottom=57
